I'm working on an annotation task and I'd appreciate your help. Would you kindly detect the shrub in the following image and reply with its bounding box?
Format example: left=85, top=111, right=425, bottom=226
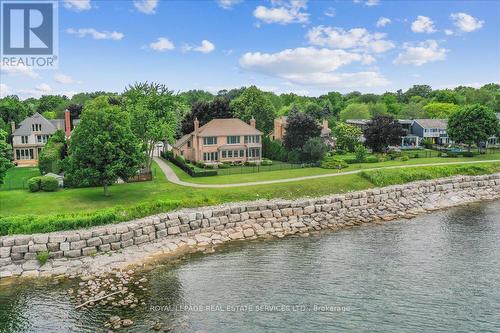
left=301, top=137, right=328, bottom=162
left=28, top=176, right=42, bottom=192
left=413, top=153, right=420, bottom=158
left=365, top=156, right=379, bottom=163
left=354, top=145, right=368, bottom=163
left=401, top=155, right=410, bottom=161
left=421, top=138, right=433, bottom=149
left=37, top=251, right=49, bottom=265
left=462, top=151, right=475, bottom=157
left=321, top=156, right=349, bottom=169
left=287, top=150, right=301, bottom=164
left=261, top=159, right=273, bottom=166
left=40, top=176, right=59, bottom=191
left=334, top=149, right=346, bottom=155
left=219, top=163, right=231, bottom=169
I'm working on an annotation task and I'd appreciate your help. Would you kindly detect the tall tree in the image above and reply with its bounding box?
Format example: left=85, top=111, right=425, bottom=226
left=66, top=96, right=144, bottom=196
left=122, top=82, right=186, bottom=171
left=283, top=108, right=321, bottom=151
left=339, top=103, right=370, bottom=121
left=423, top=102, right=459, bottom=118
left=0, top=130, right=13, bottom=184
left=447, top=104, right=499, bottom=151
left=37, top=95, right=69, bottom=118
left=230, top=86, right=276, bottom=134
left=364, top=115, right=404, bottom=152
left=180, top=97, right=234, bottom=135
left=0, top=96, right=31, bottom=128
left=179, top=89, right=214, bottom=106
left=334, top=123, right=362, bottom=152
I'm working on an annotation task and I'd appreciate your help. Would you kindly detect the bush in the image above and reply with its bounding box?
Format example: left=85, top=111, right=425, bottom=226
left=321, top=156, right=349, bottom=169
left=219, top=163, right=231, bottom=169
left=261, top=159, right=273, bottom=166
left=401, top=155, right=410, bottom=161
left=421, top=138, right=433, bottom=149
left=28, top=176, right=42, bottom=192
left=354, top=145, right=368, bottom=163
left=287, top=150, right=301, bottom=164
left=462, top=151, right=475, bottom=157
left=301, top=137, right=328, bottom=162
left=162, top=151, right=217, bottom=177
left=365, top=156, right=379, bottom=163
left=40, top=176, right=59, bottom=191
left=36, top=251, right=49, bottom=265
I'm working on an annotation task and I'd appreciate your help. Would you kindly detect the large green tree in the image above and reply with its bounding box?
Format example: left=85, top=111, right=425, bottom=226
left=447, top=104, right=499, bottom=151
left=283, top=108, right=321, bottom=151
left=339, top=103, right=370, bottom=121
left=180, top=97, right=233, bottom=135
left=230, top=86, right=276, bottom=134
left=66, top=96, right=144, bottom=196
left=423, top=102, right=459, bottom=118
left=364, top=116, right=404, bottom=153
left=0, top=130, right=13, bottom=184
left=0, top=96, right=31, bottom=130
left=123, top=82, right=186, bottom=171
left=334, top=123, right=362, bottom=152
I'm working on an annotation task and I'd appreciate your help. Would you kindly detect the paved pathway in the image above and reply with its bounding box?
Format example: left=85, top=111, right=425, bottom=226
left=153, top=157, right=500, bottom=189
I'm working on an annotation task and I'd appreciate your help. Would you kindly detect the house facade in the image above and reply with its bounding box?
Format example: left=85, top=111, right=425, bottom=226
left=172, top=118, right=263, bottom=164
left=411, top=119, right=450, bottom=145
left=11, top=111, right=73, bottom=166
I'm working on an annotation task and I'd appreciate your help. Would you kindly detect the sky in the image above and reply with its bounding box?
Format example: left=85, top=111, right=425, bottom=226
left=1, top=0, right=499, bottom=99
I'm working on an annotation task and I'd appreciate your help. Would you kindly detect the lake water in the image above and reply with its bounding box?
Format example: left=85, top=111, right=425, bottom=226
left=1, top=201, right=499, bottom=332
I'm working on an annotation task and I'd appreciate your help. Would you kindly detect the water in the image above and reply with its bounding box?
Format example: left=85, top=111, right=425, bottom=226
left=1, top=201, right=499, bottom=333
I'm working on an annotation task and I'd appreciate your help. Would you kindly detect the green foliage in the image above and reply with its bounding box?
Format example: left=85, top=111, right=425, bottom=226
left=38, top=132, right=65, bottom=175
left=179, top=89, right=214, bottom=106
left=354, top=145, right=368, bottom=162
left=66, top=96, right=145, bottom=195
left=360, top=164, right=498, bottom=187
left=339, top=103, right=370, bottom=121
left=364, top=116, right=404, bottom=153
left=335, top=123, right=362, bottom=152
left=37, top=95, right=69, bottom=118
left=321, top=155, right=349, bottom=169
left=423, top=102, right=459, bottom=118
left=0, top=130, right=12, bottom=184
left=0, top=96, right=31, bottom=128
left=41, top=111, right=56, bottom=119
left=28, top=176, right=42, bottom=192
left=283, top=108, right=321, bottom=151
left=262, top=136, right=288, bottom=162
left=447, top=104, right=499, bottom=149
left=421, top=138, right=433, bottom=149
left=301, top=137, right=328, bottom=162
left=180, top=97, right=233, bottom=135
left=162, top=151, right=217, bottom=177
left=401, top=155, right=410, bottom=161
left=231, top=86, right=276, bottom=134
left=36, top=251, right=49, bottom=265
left=40, top=176, right=59, bottom=192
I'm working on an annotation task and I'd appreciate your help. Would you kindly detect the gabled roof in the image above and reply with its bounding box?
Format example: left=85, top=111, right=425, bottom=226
left=196, top=118, right=262, bottom=137
left=173, top=133, right=191, bottom=149
left=413, top=119, right=448, bottom=129
left=12, top=112, right=59, bottom=136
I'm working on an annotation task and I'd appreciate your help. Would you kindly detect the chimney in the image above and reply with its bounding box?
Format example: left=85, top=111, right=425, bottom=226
left=322, top=119, right=329, bottom=129
left=64, top=110, right=71, bottom=138
left=194, top=117, right=199, bottom=133
left=10, top=121, right=16, bottom=134
left=250, top=117, right=256, bottom=128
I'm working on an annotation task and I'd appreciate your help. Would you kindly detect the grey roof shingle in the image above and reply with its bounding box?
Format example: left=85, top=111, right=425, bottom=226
left=12, top=112, right=59, bottom=136
left=413, top=119, right=448, bottom=129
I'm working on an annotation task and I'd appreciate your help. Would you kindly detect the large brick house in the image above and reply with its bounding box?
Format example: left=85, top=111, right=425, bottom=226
left=11, top=111, right=74, bottom=166
left=172, top=118, right=263, bottom=164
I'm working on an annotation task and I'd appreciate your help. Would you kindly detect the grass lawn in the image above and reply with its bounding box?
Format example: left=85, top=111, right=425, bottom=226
left=169, top=153, right=500, bottom=185
left=0, top=167, right=41, bottom=191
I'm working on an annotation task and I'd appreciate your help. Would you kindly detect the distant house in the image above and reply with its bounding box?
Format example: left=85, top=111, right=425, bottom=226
left=271, top=116, right=335, bottom=148
left=11, top=111, right=75, bottom=166
left=411, top=119, right=450, bottom=145
left=486, top=113, right=500, bottom=146
left=172, top=118, right=263, bottom=164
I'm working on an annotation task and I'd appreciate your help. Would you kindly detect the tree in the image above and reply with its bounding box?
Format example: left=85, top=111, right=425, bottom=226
left=368, top=102, right=388, bottom=117
left=354, top=144, right=368, bottom=162
left=179, top=89, right=214, bottom=106
left=423, top=102, right=459, bottom=118
left=0, top=130, right=13, bottom=184
left=37, top=95, right=69, bottom=118
left=0, top=96, right=31, bottom=128
left=66, top=96, right=144, bottom=196
left=122, top=82, right=186, bottom=171
left=339, top=103, right=370, bottom=121
left=230, top=86, right=276, bottom=134
left=334, top=123, right=362, bottom=152
left=447, top=104, right=499, bottom=151
left=283, top=108, right=321, bottom=151
left=364, top=115, right=404, bottom=153
left=181, top=97, right=233, bottom=135
left=301, top=137, right=328, bottom=162
left=403, top=85, right=432, bottom=102
left=38, top=130, right=66, bottom=174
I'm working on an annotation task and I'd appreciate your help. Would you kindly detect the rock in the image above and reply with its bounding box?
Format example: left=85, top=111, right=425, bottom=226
left=122, top=319, right=133, bottom=327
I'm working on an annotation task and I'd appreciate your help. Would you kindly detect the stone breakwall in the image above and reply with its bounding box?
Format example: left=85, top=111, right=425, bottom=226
left=1, top=173, right=499, bottom=279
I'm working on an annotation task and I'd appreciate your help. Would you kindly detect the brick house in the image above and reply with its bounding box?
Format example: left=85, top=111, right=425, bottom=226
left=172, top=118, right=263, bottom=164
left=11, top=111, right=74, bottom=166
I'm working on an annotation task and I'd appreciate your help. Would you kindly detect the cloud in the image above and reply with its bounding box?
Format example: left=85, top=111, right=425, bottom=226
left=450, top=12, right=484, bottom=32
left=134, top=0, right=159, bottom=14
left=394, top=40, right=447, bottom=66
left=183, top=40, right=215, bottom=54
left=307, top=26, right=395, bottom=53
left=354, top=0, right=380, bottom=7
left=411, top=16, right=436, bottom=33
left=376, top=17, right=391, bottom=27
left=63, top=0, right=91, bottom=11
left=324, top=7, right=336, bottom=17
left=253, top=0, right=309, bottom=25
left=66, top=28, right=124, bottom=40
left=1, top=64, right=39, bottom=79
left=218, top=0, right=242, bottom=10
left=54, top=74, right=80, bottom=84
left=0, top=84, right=11, bottom=97
left=444, top=29, right=454, bottom=36
left=149, top=37, right=175, bottom=51
left=239, top=47, right=389, bottom=88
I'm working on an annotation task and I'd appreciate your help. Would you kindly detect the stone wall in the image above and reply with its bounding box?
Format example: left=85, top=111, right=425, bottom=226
left=1, top=173, right=499, bottom=279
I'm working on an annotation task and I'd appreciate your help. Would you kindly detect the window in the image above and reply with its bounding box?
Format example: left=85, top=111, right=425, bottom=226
left=222, top=151, right=227, bottom=158
left=203, top=152, right=218, bottom=161
left=203, top=137, right=217, bottom=145
left=32, top=124, right=41, bottom=131
left=227, top=136, right=240, bottom=144
left=15, top=148, right=34, bottom=160
left=248, top=148, right=260, bottom=158
left=21, top=136, right=28, bottom=144
left=37, top=135, right=48, bottom=144
left=240, top=150, right=244, bottom=157
left=227, top=150, right=233, bottom=158
left=187, top=140, right=191, bottom=148
left=244, top=135, right=260, bottom=144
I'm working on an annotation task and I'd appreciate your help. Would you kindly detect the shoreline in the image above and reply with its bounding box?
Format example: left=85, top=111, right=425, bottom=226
left=1, top=173, right=499, bottom=282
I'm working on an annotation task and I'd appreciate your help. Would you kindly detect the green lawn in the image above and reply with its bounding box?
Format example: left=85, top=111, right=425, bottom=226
left=169, top=153, right=500, bottom=185
left=0, top=167, right=41, bottom=191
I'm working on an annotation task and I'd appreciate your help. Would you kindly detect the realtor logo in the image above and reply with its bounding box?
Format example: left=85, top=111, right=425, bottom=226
left=1, top=0, right=58, bottom=68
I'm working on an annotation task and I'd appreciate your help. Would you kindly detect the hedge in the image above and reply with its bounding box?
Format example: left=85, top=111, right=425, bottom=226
left=162, top=151, right=217, bottom=177
left=28, top=177, right=42, bottom=192
left=40, top=176, right=59, bottom=191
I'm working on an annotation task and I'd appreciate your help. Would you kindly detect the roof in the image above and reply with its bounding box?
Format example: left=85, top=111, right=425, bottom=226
left=196, top=118, right=262, bottom=137
left=346, top=119, right=369, bottom=125
left=50, top=119, right=65, bottom=130
left=413, top=119, right=448, bottom=129
left=173, top=133, right=191, bottom=149
left=12, top=112, right=59, bottom=136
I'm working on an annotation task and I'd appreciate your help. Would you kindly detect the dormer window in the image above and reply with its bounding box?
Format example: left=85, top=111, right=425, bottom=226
left=32, top=124, right=42, bottom=131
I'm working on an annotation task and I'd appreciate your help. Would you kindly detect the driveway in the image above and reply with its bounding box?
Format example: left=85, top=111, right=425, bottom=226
left=153, top=157, right=500, bottom=189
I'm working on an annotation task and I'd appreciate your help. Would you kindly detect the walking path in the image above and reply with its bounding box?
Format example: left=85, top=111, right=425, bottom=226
left=153, top=157, right=500, bottom=189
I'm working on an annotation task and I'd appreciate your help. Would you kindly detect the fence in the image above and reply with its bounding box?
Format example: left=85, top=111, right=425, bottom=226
left=215, top=162, right=311, bottom=176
